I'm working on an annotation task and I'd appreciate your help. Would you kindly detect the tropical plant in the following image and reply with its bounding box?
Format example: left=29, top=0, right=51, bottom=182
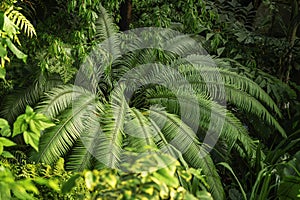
left=0, top=0, right=36, bottom=77
left=247, top=124, right=300, bottom=200
left=0, top=111, right=58, bottom=200
left=10, top=5, right=287, bottom=199
left=62, top=154, right=213, bottom=200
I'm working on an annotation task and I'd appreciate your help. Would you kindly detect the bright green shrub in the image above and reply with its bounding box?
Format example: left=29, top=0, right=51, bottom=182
left=62, top=154, right=213, bottom=200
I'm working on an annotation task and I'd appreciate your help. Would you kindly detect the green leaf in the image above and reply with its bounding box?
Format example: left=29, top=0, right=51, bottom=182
left=1, top=151, right=15, bottom=158
left=23, top=131, right=39, bottom=151
left=25, top=105, right=34, bottom=116
left=0, top=182, right=11, bottom=200
left=196, top=191, right=214, bottom=200
left=217, top=47, right=225, bottom=56
left=33, top=118, right=55, bottom=131
left=218, top=162, right=247, bottom=200
left=29, top=120, right=40, bottom=136
left=0, top=67, right=6, bottom=80
left=28, top=111, right=55, bottom=135
left=152, top=167, right=179, bottom=188
left=0, top=137, right=16, bottom=147
left=0, top=143, right=3, bottom=155
left=0, top=12, right=4, bottom=30
left=5, top=38, right=27, bottom=63
left=0, top=118, right=11, bottom=137
left=62, top=174, right=81, bottom=194
left=11, top=184, right=35, bottom=200
left=19, top=180, right=39, bottom=194
left=13, top=115, right=27, bottom=137
left=2, top=15, right=18, bottom=38
left=206, top=33, right=214, bottom=40
left=0, top=44, right=7, bottom=58
left=84, top=171, right=97, bottom=190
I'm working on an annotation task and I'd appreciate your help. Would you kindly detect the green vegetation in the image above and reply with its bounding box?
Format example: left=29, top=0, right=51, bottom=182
left=0, top=0, right=299, bottom=199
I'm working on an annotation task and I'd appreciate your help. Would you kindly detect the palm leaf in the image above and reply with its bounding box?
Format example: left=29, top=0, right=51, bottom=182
left=123, top=108, right=157, bottom=152
left=32, top=86, right=98, bottom=164
left=93, top=85, right=128, bottom=169
left=66, top=102, right=104, bottom=171
left=145, top=87, right=257, bottom=159
left=149, top=106, right=225, bottom=199
left=0, top=75, right=62, bottom=123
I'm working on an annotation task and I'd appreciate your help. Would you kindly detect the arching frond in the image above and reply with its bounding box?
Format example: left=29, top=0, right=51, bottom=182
left=92, top=86, right=128, bottom=169
left=5, top=6, right=36, bottom=37
left=94, top=5, right=119, bottom=41
left=177, top=55, right=282, bottom=115
left=66, top=140, right=95, bottom=171
left=145, top=87, right=257, bottom=159
left=0, top=75, right=62, bottom=123
left=66, top=104, right=104, bottom=171
left=123, top=108, right=157, bottom=152
left=148, top=107, right=225, bottom=199
left=178, top=65, right=285, bottom=137
left=120, top=59, right=285, bottom=137
left=36, top=85, right=95, bottom=118
left=31, top=85, right=98, bottom=164
left=94, top=5, right=120, bottom=60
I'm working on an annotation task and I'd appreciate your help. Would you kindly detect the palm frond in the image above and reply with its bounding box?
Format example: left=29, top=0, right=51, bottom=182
left=123, top=108, right=157, bottom=152
left=93, top=86, right=128, bottom=169
left=90, top=4, right=121, bottom=88
left=222, top=58, right=297, bottom=103
left=178, top=64, right=285, bottom=137
left=31, top=85, right=98, bottom=164
left=94, top=5, right=120, bottom=58
left=148, top=106, right=225, bottom=199
left=36, top=85, right=94, bottom=118
left=178, top=55, right=282, bottom=115
left=0, top=75, right=62, bottom=123
left=95, top=5, right=119, bottom=41
left=66, top=140, right=94, bottom=171
left=77, top=48, right=111, bottom=94
left=145, top=87, right=257, bottom=159
left=66, top=103, right=104, bottom=171
left=120, top=58, right=284, bottom=136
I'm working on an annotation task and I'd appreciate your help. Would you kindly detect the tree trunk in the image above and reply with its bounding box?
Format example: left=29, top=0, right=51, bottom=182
left=119, top=0, right=132, bottom=31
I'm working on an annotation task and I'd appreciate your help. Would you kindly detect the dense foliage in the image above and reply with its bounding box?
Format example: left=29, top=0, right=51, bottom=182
left=0, top=0, right=299, bottom=199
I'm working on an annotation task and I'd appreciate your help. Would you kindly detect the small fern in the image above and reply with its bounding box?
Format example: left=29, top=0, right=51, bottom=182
left=5, top=6, right=36, bottom=38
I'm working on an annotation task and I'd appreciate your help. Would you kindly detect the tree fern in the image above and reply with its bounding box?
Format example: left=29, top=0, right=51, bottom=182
left=25, top=5, right=289, bottom=200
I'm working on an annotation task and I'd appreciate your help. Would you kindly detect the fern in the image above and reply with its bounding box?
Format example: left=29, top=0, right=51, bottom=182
left=5, top=6, right=36, bottom=37
left=0, top=74, right=62, bottom=123
left=23, top=6, right=290, bottom=200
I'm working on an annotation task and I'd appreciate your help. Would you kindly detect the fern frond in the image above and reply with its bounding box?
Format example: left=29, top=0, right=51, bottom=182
left=95, top=5, right=119, bottom=41
left=179, top=55, right=282, bottom=115
left=149, top=107, right=225, bottom=199
left=32, top=86, right=98, bottom=164
left=5, top=6, right=36, bottom=37
left=66, top=140, right=94, bottom=171
left=145, top=87, right=257, bottom=159
left=0, top=75, right=62, bottom=123
left=123, top=108, right=157, bottom=152
left=36, top=85, right=96, bottom=118
left=93, top=86, right=128, bottom=169
left=88, top=4, right=121, bottom=88
left=66, top=104, right=104, bottom=171
left=171, top=56, right=285, bottom=137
